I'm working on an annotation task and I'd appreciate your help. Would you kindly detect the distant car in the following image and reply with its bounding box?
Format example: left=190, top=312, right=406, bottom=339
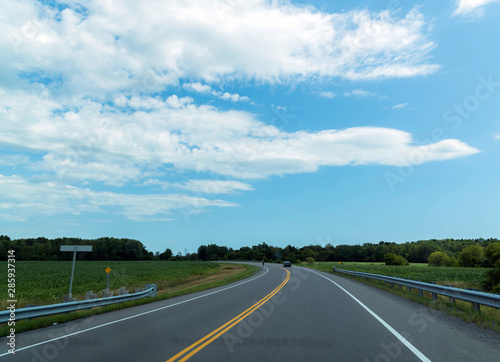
left=283, top=261, right=291, bottom=267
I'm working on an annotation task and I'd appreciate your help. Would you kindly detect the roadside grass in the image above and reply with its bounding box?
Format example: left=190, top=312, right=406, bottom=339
left=303, top=262, right=500, bottom=335
left=0, top=262, right=258, bottom=336
left=313, top=262, right=488, bottom=289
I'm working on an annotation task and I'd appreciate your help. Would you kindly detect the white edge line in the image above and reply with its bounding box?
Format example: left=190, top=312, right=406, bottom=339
left=0, top=265, right=268, bottom=358
left=303, top=268, right=432, bottom=362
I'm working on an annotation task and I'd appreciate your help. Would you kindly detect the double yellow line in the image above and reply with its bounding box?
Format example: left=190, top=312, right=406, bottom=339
left=166, top=268, right=290, bottom=362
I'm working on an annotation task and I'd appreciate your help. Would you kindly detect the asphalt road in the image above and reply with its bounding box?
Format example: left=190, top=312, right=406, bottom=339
left=2, top=263, right=500, bottom=361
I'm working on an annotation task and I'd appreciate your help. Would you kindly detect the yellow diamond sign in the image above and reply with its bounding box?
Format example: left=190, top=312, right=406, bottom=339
left=105, top=267, right=111, bottom=274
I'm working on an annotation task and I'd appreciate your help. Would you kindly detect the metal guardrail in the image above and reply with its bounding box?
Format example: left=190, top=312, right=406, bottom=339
left=0, top=284, right=157, bottom=323
left=332, top=268, right=500, bottom=311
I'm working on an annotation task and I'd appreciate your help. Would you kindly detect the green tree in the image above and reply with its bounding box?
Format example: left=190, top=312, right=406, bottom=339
left=485, top=243, right=500, bottom=267
left=198, top=245, right=208, bottom=261
left=459, top=245, right=484, bottom=267
left=428, top=251, right=448, bottom=266
left=385, top=253, right=409, bottom=266
left=160, top=248, right=173, bottom=260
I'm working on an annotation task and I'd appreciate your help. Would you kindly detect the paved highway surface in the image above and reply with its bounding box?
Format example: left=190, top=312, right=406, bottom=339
left=2, top=263, right=500, bottom=361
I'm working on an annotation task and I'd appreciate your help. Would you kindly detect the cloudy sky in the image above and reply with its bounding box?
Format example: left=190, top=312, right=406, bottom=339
left=1, top=0, right=499, bottom=254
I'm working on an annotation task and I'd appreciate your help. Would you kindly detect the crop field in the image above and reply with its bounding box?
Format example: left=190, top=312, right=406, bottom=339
left=306, top=262, right=490, bottom=290
left=0, top=261, right=243, bottom=310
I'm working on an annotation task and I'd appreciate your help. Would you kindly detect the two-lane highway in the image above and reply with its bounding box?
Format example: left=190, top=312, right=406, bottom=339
left=2, top=263, right=500, bottom=361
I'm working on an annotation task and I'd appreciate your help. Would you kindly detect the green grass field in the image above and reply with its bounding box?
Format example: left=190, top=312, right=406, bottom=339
left=0, top=261, right=240, bottom=309
left=0, top=261, right=258, bottom=336
left=306, top=262, right=489, bottom=290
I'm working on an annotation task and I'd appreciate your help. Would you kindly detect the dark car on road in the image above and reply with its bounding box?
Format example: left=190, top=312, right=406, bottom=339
left=283, top=261, right=291, bottom=267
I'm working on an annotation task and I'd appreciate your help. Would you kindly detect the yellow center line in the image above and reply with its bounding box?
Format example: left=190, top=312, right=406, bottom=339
left=166, top=267, right=290, bottom=362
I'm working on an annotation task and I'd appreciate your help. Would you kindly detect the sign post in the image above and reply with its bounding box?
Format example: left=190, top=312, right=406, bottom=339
left=60, top=245, right=93, bottom=299
left=105, top=267, right=111, bottom=289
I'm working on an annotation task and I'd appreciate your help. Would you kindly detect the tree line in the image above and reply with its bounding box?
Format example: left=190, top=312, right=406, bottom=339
left=195, top=239, right=500, bottom=293
left=1, top=235, right=498, bottom=264
left=0, top=236, right=154, bottom=261
left=196, top=238, right=500, bottom=265
left=2, top=235, right=499, bottom=291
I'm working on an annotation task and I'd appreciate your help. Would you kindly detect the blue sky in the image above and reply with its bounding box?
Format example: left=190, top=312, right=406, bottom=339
left=1, top=0, right=499, bottom=254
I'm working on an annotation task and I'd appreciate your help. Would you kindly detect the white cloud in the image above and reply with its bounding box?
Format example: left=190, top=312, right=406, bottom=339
left=0, top=154, right=30, bottom=166
left=0, top=1, right=438, bottom=99
left=453, top=0, right=500, bottom=17
left=344, top=89, right=376, bottom=97
left=35, top=155, right=143, bottom=187
left=392, top=103, right=410, bottom=109
left=182, top=82, right=213, bottom=95
left=320, top=89, right=376, bottom=98
left=318, top=91, right=336, bottom=99
left=0, top=91, right=478, bottom=182
left=183, top=82, right=249, bottom=102
left=0, top=174, right=237, bottom=221
left=219, top=92, right=249, bottom=102
left=494, top=134, right=500, bottom=140
left=0, top=1, right=478, bottom=223
left=174, top=180, right=254, bottom=195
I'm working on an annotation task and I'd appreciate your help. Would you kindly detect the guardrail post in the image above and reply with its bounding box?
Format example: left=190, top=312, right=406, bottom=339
left=85, top=291, right=97, bottom=300
left=64, top=294, right=77, bottom=303
left=102, top=288, right=113, bottom=298
left=449, top=297, right=455, bottom=304
left=418, top=289, right=423, bottom=297
left=407, top=286, right=412, bottom=292
left=472, top=302, right=480, bottom=312
left=432, top=292, right=438, bottom=300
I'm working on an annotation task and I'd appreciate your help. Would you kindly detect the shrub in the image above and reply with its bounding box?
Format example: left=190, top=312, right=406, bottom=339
left=443, top=256, right=458, bottom=267
left=483, top=259, right=500, bottom=292
left=393, top=255, right=410, bottom=266
left=428, top=252, right=458, bottom=267
left=492, top=283, right=500, bottom=294
left=428, top=251, right=448, bottom=266
left=384, top=253, right=396, bottom=265
left=459, top=245, right=484, bottom=267
left=305, top=257, right=315, bottom=264
left=385, top=253, right=409, bottom=266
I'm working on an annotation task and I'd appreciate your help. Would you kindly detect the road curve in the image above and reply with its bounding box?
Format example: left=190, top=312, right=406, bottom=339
left=1, top=263, right=499, bottom=361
